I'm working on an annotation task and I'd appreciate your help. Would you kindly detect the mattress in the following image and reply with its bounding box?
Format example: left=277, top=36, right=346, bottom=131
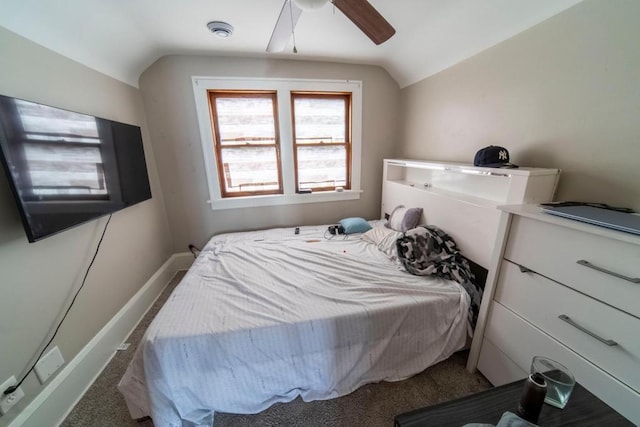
left=118, top=223, right=470, bottom=426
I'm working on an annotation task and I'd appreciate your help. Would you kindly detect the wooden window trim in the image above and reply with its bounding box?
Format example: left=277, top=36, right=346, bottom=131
left=208, top=90, right=283, bottom=198
left=291, top=92, right=352, bottom=193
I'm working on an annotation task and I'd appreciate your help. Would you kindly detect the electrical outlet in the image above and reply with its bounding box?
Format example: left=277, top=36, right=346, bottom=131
left=0, top=376, right=25, bottom=415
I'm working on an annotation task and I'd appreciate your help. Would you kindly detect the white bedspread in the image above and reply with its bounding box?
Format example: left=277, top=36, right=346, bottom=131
left=118, top=224, right=470, bottom=426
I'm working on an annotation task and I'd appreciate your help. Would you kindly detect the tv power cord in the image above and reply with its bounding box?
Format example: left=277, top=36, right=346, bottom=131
left=188, top=244, right=201, bottom=258
left=3, top=214, right=112, bottom=396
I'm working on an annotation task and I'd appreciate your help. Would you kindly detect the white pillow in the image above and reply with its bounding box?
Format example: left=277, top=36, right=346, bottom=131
left=362, top=226, right=402, bottom=258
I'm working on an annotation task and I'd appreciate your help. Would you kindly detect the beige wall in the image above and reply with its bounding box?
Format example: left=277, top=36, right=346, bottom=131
left=399, top=0, right=640, bottom=211
left=139, top=55, right=400, bottom=252
left=0, top=28, right=172, bottom=424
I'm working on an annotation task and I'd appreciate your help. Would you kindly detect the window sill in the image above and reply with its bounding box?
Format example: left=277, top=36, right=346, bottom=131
left=207, top=190, right=362, bottom=211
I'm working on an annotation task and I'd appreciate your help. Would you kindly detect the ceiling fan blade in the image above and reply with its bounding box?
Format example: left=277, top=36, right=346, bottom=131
left=332, top=0, right=395, bottom=45
left=267, top=0, right=303, bottom=52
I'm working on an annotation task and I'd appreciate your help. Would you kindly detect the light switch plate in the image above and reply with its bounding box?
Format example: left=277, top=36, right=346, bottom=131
left=35, top=346, right=65, bottom=384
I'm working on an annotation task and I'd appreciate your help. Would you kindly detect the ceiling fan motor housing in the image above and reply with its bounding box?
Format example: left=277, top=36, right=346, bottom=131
left=293, top=0, right=330, bottom=11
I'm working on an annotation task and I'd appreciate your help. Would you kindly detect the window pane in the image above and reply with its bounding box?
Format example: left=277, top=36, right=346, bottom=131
left=24, top=143, right=107, bottom=196
left=215, top=97, right=276, bottom=145
left=16, top=100, right=99, bottom=139
left=16, top=99, right=101, bottom=144
left=297, top=145, right=346, bottom=190
left=220, top=147, right=280, bottom=194
left=293, top=97, right=346, bottom=144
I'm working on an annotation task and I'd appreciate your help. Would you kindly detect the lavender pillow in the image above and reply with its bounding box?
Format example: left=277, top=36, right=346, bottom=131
left=386, top=206, right=423, bottom=232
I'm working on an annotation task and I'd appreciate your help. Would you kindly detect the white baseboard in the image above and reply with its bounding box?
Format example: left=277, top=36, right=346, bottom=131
left=8, top=252, right=194, bottom=427
left=172, top=252, right=197, bottom=271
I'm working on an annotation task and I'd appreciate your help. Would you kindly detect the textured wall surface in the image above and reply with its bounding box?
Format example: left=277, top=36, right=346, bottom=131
left=0, top=27, right=172, bottom=424
left=399, top=0, right=640, bottom=210
left=139, top=55, right=400, bottom=251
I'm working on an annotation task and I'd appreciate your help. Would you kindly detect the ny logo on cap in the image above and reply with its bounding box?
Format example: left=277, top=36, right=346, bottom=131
left=499, top=150, right=508, bottom=160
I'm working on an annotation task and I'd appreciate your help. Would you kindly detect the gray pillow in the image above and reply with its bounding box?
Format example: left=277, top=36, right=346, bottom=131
left=386, top=206, right=423, bottom=232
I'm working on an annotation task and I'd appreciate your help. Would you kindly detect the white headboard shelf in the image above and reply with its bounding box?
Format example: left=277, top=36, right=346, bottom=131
left=381, top=159, right=560, bottom=268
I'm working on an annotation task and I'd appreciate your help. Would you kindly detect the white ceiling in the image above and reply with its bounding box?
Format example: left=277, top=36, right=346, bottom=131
left=0, top=0, right=583, bottom=89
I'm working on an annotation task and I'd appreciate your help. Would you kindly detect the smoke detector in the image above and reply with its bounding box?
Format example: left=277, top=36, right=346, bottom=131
left=207, top=21, right=234, bottom=38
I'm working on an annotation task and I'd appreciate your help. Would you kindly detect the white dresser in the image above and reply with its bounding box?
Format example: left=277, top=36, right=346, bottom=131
left=468, top=204, right=640, bottom=424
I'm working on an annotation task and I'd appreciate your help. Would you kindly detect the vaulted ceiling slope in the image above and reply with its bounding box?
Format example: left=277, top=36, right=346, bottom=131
left=1, top=0, right=583, bottom=88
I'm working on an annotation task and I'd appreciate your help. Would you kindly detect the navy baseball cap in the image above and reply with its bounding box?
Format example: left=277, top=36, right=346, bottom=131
left=473, top=146, right=519, bottom=168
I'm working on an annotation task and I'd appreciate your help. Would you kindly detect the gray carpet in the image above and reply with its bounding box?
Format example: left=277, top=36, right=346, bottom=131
left=61, top=271, right=491, bottom=427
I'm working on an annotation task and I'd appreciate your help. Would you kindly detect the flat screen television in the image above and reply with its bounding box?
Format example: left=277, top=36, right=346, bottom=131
left=0, top=94, right=152, bottom=242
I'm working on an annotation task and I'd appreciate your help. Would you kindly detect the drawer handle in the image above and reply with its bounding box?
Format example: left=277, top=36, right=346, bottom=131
left=576, top=260, right=640, bottom=284
left=558, top=314, right=618, bottom=346
left=518, top=265, right=533, bottom=274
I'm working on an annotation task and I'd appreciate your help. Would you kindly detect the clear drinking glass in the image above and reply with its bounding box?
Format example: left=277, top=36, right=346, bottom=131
left=530, top=356, right=576, bottom=409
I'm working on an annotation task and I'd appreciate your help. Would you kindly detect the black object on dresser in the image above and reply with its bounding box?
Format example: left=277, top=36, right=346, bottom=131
left=394, top=379, right=633, bottom=427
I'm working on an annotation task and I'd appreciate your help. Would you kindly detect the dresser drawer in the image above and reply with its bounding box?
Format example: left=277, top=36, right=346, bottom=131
left=495, top=260, right=640, bottom=393
left=481, top=302, right=640, bottom=424
left=477, top=338, right=526, bottom=386
left=503, top=215, right=640, bottom=318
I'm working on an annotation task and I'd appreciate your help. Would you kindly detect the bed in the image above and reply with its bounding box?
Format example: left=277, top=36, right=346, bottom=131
left=117, top=157, right=541, bottom=427
left=118, top=220, right=476, bottom=426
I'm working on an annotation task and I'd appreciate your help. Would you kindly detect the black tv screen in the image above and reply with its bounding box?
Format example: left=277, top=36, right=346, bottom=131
left=0, top=94, right=152, bottom=242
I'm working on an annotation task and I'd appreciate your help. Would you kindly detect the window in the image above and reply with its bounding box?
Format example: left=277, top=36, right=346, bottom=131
left=193, top=77, right=362, bottom=210
left=292, top=93, right=351, bottom=192
left=208, top=91, right=283, bottom=197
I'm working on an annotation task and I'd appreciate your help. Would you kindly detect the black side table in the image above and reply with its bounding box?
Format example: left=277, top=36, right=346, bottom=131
left=395, top=380, right=633, bottom=427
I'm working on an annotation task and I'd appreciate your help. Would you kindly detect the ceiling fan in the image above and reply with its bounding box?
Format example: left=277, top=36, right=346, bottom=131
left=266, top=0, right=395, bottom=53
